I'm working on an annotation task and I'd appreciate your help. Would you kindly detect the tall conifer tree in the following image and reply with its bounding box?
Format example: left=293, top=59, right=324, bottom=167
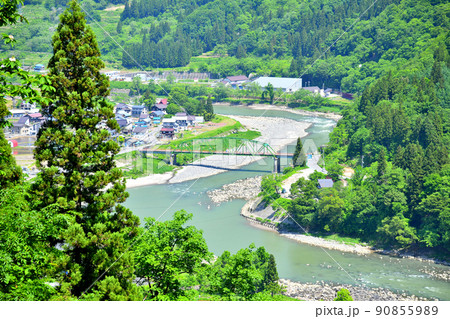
left=292, top=137, right=306, bottom=167
left=32, top=0, right=140, bottom=300
left=204, top=96, right=215, bottom=121
left=377, top=148, right=387, bottom=179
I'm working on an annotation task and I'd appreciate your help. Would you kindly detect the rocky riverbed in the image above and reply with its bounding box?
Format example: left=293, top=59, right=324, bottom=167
left=279, top=279, right=436, bottom=301
left=207, top=176, right=262, bottom=204
left=419, top=267, right=450, bottom=282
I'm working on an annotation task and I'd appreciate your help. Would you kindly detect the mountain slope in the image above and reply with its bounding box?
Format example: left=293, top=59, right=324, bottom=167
left=0, top=0, right=448, bottom=93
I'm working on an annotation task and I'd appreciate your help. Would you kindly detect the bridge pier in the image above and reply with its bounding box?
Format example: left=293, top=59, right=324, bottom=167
left=170, top=153, right=177, bottom=166
left=274, top=155, right=281, bottom=173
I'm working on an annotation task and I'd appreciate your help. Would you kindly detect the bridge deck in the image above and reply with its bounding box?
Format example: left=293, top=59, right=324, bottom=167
left=142, top=148, right=294, bottom=157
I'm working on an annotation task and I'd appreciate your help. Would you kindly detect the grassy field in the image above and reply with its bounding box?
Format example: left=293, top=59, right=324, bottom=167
left=115, top=151, right=175, bottom=178
left=164, top=115, right=242, bottom=149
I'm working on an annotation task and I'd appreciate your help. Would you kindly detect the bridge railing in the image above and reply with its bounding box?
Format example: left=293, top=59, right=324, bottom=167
left=176, top=137, right=277, bottom=157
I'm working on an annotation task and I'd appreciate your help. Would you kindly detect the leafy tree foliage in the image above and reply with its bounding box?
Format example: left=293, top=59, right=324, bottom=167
left=334, top=288, right=353, bottom=301
left=135, top=211, right=210, bottom=301
left=0, top=0, right=45, bottom=189
left=261, top=82, right=274, bottom=104
left=377, top=214, right=418, bottom=247
left=200, top=244, right=284, bottom=300
left=6, top=0, right=450, bottom=93
left=111, top=0, right=448, bottom=93
left=0, top=185, right=65, bottom=300
left=325, top=161, right=343, bottom=182
left=260, top=174, right=282, bottom=205
left=31, top=0, right=140, bottom=299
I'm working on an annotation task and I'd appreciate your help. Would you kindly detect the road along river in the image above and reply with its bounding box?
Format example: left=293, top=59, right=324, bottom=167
left=124, top=105, right=450, bottom=300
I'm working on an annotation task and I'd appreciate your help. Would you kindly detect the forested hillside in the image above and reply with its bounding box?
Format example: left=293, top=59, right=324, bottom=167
left=0, top=0, right=448, bottom=93
left=119, top=0, right=449, bottom=91
left=279, top=43, right=450, bottom=254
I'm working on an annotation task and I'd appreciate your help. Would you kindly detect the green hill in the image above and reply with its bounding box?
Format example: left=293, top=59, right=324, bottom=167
left=0, top=0, right=449, bottom=92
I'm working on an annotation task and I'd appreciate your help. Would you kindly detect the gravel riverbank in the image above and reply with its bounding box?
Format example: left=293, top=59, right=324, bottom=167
left=281, top=233, right=373, bottom=255
left=207, top=176, right=262, bottom=203
left=215, top=102, right=342, bottom=121
left=279, top=279, right=435, bottom=301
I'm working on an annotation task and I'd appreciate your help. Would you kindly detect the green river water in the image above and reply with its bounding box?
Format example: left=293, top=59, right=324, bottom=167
left=124, top=105, right=450, bottom=300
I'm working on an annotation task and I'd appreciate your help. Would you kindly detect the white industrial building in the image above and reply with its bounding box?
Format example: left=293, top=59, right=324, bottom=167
left=252, top=77, right=302, bottom=92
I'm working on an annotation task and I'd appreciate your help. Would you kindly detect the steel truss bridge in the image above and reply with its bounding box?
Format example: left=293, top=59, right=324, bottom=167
left=142, top=138, right=294, bottom=172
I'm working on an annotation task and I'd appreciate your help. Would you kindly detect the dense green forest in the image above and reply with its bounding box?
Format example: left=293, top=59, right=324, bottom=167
left=0, top=0, right=448, bottom=93
left=261, top=43, right=450, bottom=255
left=118, top=0, right=449, bottom=92
left=0, top=1, right=289, bottom=301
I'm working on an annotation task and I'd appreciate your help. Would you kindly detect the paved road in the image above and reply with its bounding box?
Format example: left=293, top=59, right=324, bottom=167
left=281, top=153, right=327, bottom=196
left=118, top=124, right=162, bottom=155
left=307, top=153, right=327, bottom=174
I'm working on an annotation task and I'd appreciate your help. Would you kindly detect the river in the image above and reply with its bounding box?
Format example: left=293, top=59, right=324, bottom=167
left=124, top=105, right=450, bottom=300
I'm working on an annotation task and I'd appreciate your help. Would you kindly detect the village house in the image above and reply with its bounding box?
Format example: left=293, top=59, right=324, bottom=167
left=131, top=105, right=147, bottom=118
left=115, top=104, right=132, bottom=119
left=222, top=75, right=249, bottom=89
left=115, top=103, right=131, bottom=113
left=150, top=110, right=164, bottom=118
left=34, top=64, right=45, bottom=72
left=318, top=179, right=334, bottom=189
left=27, top=113, right=45, bottom=135
left=102, top=70, right=120, bottom=80
left=115, top=117, right=129, bottom=129
left=6, top=109, right=28, bottom=119
left=160, top=127, right=174, bottom=138
left=11, top=116, right=30, bottom=135
left=20, top=101, right=38, bottom=111
left=302, top=86, right=327, bottom=97
left=162, top=118, right=178, bottom=130
left=173, top=113, right=204, bottom=129
left=139, top=113, right=150, bottom=123
left=150, top=110, right=165, bottom=125
left=302, top=86, right=321, bottom=95
left=10, top=113, right=46, bottom=135
left=132, top=126, right=148, bottom=136
left=152, top=103, right=167, bottom=112
left=152, top=98, right=168, bottom=112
